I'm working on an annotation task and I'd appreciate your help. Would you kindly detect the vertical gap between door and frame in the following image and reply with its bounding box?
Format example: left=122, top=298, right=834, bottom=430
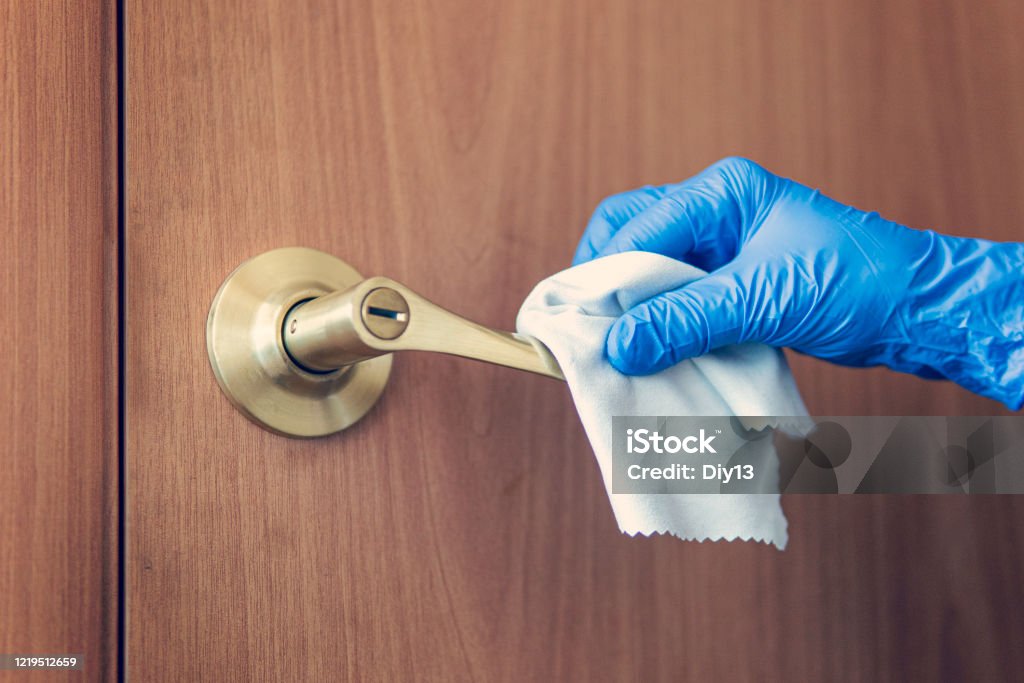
left=116, top=0, right=127, bottom=679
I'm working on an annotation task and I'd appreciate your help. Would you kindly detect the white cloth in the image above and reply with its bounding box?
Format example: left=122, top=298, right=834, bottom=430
left=516, top=252, right=808, bottom=549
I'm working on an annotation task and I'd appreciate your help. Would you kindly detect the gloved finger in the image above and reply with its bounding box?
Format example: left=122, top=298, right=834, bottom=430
left=605, top=263, right=757, bottom=375
left=595, top=158, right=764, bottom=270
left=572, top=186, right=666, bottom=265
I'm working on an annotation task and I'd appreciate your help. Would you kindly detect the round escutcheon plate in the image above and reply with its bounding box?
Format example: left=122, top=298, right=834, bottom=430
left=206, top=247, right=392, bottom=438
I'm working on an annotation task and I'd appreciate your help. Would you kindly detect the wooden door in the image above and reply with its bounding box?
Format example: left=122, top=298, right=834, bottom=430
left=128, top=1, right=1024, bottom=680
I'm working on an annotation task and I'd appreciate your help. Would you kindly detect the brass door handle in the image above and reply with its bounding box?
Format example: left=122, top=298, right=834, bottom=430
left=207, top=247, right=562, bottom=439
left=281, top=276, right=563, bottom=380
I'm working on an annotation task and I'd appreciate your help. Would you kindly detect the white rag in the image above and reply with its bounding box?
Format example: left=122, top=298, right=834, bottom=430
left=516, top=252, right=808, bottom=549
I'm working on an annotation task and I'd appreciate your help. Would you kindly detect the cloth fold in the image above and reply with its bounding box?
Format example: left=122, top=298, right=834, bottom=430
left=516, top=252, right=808, bottom=549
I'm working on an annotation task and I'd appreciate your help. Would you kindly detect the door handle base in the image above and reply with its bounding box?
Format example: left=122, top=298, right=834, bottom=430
left=206, top=247, right=392, bottom=438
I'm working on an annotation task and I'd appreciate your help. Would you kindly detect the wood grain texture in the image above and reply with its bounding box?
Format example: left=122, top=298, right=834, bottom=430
left=0, top=1, right=118, bottom=681
left=128, top=0, right=1024, bottom=680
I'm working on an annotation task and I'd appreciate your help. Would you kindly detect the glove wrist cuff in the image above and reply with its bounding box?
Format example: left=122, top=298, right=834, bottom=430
left=900, top=235, right=1024, bottom=409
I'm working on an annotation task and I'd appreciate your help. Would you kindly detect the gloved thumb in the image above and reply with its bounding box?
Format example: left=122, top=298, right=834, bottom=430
left=606, top=266, right=753, bottom=375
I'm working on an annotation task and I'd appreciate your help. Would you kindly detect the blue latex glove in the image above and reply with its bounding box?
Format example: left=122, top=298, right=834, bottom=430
left=573, top=157, right=1024, bottom=409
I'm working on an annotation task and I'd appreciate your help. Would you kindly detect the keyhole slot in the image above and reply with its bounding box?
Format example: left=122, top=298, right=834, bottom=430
left=366, top=306, right=408, bottom=323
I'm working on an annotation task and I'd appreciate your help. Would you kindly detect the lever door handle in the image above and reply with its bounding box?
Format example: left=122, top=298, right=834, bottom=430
left=207, top=247, right=562, bottom=439
left=282, top=276, right=563, bottom=380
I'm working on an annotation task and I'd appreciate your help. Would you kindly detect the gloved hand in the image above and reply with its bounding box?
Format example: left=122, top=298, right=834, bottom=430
left=573, top=157, right=1024, bottom=409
